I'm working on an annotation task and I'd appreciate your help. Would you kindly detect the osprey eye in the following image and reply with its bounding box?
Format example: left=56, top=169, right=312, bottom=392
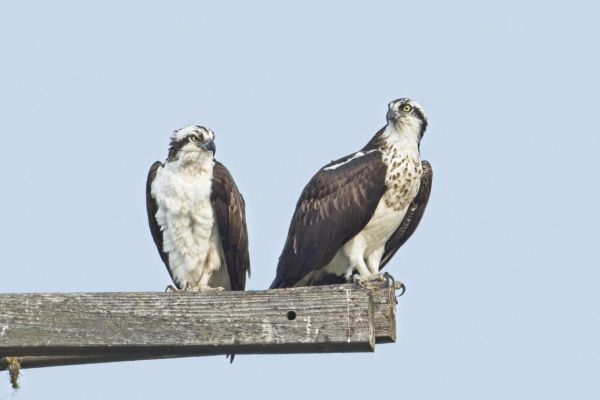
left=402, top=104, right=413, bottom=113
left=189, top=135, right=199, bottom=143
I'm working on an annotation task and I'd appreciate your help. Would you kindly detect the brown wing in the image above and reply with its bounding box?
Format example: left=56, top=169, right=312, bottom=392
left=210, top=161, right=250, bottom=291
left=271, top=150, right=387, bottom=288
left=379, top=160, right=433, bottom=269
left=146, top=161, right=182, bottom=287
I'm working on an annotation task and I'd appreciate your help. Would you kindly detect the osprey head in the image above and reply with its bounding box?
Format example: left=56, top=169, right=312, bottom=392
left=386, top=98, right=428, bottom=139
left=167, top=125, right=216, bottom=162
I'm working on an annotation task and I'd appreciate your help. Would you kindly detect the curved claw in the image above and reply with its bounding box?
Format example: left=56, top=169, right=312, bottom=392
left=382, top=272, right=395, bottom=288
left=165, top=285, right=178, bottom=293
left=351, top=274, right=369, bottom=290
left=396, top=282, right=406, bottom=297
left=381, top=272, right=399, bottom=305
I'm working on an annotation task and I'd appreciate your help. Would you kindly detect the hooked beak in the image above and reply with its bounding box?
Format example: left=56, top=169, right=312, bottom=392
left=202, top=139, right=216, bottom=154
left=386, top=109, right=401, bottom=122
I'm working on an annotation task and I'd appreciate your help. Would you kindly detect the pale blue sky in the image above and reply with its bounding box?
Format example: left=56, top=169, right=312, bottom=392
left=1, top=1, right=599, bottom=399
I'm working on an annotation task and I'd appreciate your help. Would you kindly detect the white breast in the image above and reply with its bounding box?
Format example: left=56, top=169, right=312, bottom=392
left=151, top=158, right=217, bottom=288
left=362, top=143, right=422, bottom=253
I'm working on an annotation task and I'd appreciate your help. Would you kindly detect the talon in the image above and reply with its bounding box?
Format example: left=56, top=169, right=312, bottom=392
left=165, top=285, right=178, bottom=292
left=396, top=282, right=406, bottom=297
left=381, top=272, right=396, bottom=304
left=351, top=274, right=369, bottom=289
left=382, top=272, right=395, bottom=288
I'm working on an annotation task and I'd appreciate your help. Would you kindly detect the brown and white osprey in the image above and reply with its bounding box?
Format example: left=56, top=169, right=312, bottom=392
left=271, top=98, right=432, bottom=289
left=146, top=126, right=250, bottom=291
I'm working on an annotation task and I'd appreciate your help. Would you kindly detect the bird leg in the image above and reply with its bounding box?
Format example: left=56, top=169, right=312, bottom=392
left=190, top=252, right=226, bottom=292
left=359, top=249, right=405, bottom=299
left=344, top=256, right=371, bottom=289
left=193, top=269, right=224, bottom=291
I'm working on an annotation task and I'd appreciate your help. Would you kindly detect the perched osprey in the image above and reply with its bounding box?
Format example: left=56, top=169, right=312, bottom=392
left=271, top=98, right=432, bottom=289
left=146, top=126, right=250, bottom=291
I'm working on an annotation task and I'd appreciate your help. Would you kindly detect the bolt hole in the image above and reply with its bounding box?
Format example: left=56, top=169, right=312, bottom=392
left=286, top=311, right=297, bottom=321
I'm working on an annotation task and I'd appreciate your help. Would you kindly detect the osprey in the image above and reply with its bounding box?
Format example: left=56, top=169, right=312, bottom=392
left=146, top=126, right=250, bottom=291
left=271, top=98, right=432, bottom=289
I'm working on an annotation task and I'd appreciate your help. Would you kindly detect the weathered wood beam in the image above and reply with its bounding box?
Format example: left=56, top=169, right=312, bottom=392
left=0, top=354, right=198, bottom=371
left=0, top=283, right=398, bottom=370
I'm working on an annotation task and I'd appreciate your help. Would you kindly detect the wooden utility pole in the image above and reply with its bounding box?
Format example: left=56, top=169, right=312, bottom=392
left=0, top=282, right=400, bottom=374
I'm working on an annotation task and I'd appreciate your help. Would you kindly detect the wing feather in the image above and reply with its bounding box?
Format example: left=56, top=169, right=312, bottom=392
left=210, top=162, right=250, bottom=291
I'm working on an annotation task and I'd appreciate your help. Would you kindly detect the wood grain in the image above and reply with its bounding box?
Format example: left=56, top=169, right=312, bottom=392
left=0, top=283, right=398, bottom=370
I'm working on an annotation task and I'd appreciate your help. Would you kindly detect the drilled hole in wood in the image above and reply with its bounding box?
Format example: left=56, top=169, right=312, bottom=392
left=286, top=311, right=297, bottom=320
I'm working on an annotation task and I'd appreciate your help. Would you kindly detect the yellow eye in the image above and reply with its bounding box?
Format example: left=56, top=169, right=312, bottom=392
left=402, top=104, right=413, bottom=113
left=189, top=135, right=199, bottom=143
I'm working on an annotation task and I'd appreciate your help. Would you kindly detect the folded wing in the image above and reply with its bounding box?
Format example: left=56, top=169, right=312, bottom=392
left=210, top=162, right=250, bottom=291
left=271, top=151, right=387, bottom=288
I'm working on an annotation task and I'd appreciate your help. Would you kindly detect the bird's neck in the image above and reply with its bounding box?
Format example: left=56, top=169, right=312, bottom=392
left=364, top=122, right=421, bottom=154
left=167, top=153, right=215, bottom=176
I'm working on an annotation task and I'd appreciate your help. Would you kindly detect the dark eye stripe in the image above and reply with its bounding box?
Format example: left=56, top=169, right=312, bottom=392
left=412, top=107, right=425, bottom=122
left=167, top=139, right=187, bottom=160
